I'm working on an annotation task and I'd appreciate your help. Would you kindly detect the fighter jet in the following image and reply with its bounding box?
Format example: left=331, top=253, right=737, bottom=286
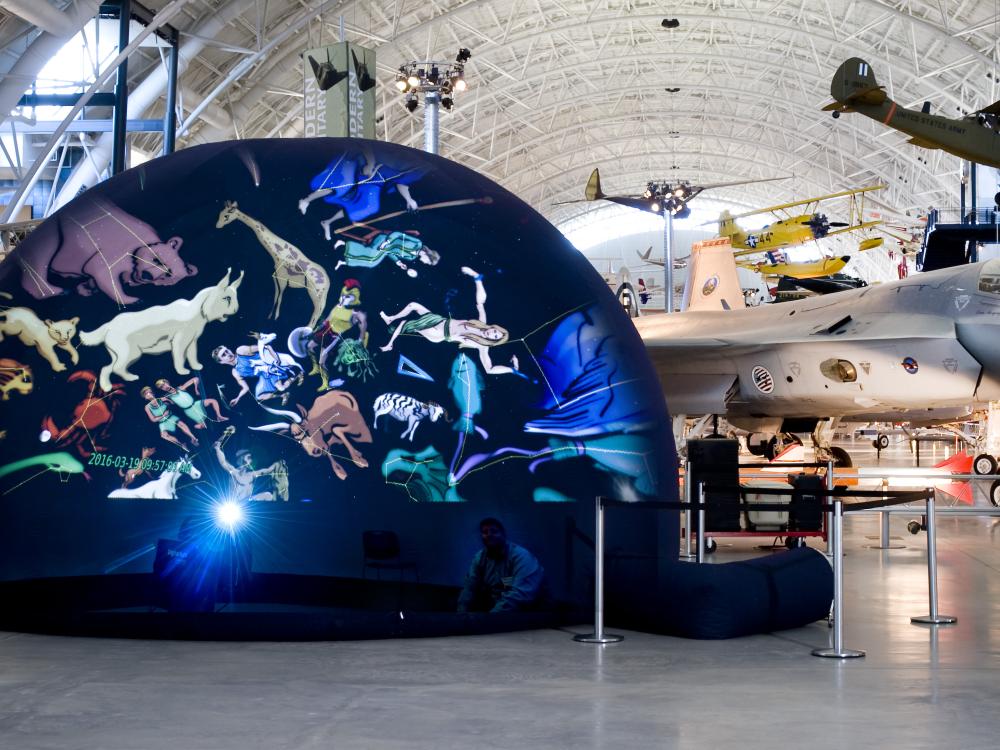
left=633, top=239, right=1000, bottom=468
left=824, top=57, right=1000, bottom=169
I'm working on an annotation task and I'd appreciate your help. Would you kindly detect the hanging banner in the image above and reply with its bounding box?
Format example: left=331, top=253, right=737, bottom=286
left=303, top=42, right=377, bottom=139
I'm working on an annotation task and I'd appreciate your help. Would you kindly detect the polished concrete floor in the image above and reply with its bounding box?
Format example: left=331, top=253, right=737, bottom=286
left=3, top=441, right=1000, bottom=749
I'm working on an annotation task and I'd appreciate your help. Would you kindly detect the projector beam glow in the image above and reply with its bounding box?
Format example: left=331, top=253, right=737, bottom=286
left=214, top=501, right=245, bottom=532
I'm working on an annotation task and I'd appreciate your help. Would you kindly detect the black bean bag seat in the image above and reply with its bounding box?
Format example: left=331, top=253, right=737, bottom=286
left=614, top=547, right=833, bottom=639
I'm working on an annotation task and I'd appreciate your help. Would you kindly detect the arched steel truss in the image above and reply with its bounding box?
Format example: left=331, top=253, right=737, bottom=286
left=1, top=0, right=996, bottom=235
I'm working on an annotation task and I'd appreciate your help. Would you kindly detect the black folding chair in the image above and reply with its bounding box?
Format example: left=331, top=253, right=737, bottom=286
left=362, top=530, right=419, bottom=582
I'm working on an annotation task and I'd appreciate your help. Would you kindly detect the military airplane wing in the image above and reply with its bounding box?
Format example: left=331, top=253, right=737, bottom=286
left=977, top=100, right=1000, bottom=117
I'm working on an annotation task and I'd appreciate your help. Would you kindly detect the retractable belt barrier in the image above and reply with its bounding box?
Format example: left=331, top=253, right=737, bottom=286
left=573, top=484, right=952, bottom=658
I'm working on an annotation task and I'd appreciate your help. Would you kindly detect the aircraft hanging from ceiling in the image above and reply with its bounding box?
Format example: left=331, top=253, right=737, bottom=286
left=556, top=168, right=788, bottom=219
left=714, top=185, right=885, bottom=255
left=737, top=253, right=852, bottom=280
left=633, top=240, right=1000, bottom=468
left=639, top=241, right=853, bottom=282
left=824, top=57, right=1000, bottom=169
left=635, top=247, right=687, bottom=269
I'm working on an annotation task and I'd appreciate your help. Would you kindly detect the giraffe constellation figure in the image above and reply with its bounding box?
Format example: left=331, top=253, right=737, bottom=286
left=216, top=201, right=329, bottom=329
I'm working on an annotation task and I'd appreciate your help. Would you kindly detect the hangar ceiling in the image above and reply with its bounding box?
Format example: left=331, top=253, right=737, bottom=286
left=1, top=0, right=998, bottom=232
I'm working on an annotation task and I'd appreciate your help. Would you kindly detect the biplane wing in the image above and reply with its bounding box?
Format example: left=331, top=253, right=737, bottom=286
left=716, top=185, right=886, bottom=222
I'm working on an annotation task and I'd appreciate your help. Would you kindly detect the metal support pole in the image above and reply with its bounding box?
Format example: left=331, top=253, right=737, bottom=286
left=971, top=162, right=978, bottom=224
left=868, top=507, right=905, bottom=550
left=681, top=460, right=694, bottom=559
left=574, top=497, right=624, bottom=644
left=912, top=489, right=957, bottom=625
left=111, top=0, right=132, bottom=175
left=423, top=91, right=440, bottom=155
left=813, top=499, right=865, bottom=658
left=825, top=459, right=834, bottom=557
left=696, top=482, right=706, bottom=564
left=162, top=31, right=179, bottom=156
left=961, top=162, right=967, bottom=219
left=663, top=210, right=674, bottom=313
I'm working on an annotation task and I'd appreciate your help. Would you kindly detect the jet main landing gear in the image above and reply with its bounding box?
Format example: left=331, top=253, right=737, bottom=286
left=973, top=453, right=998, bottom=475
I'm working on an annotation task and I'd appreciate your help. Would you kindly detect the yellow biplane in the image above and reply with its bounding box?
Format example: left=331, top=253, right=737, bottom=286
left=715, top=185, right=885, bottom=254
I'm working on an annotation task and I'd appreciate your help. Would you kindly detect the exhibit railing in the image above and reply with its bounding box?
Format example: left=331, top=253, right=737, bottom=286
left=573, top=484, right=946, bottom=659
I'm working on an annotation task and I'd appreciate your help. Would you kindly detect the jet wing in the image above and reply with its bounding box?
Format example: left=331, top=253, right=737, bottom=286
left=639, top=311, right=955, bottom=351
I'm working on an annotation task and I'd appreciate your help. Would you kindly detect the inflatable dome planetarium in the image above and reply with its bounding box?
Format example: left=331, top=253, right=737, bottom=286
left=0, top=139, right=678, bottom=639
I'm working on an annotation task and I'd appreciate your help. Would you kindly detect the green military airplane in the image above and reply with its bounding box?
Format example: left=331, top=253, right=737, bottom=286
left=824, top=57, right=1000, bottom=169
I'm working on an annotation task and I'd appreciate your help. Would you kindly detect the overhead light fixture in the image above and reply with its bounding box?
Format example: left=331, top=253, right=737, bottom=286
left=661, top=18, right=680, bottom=28
left=396, top=48, right=473, bottom=150
left=665, top=87, right=680, bottom=93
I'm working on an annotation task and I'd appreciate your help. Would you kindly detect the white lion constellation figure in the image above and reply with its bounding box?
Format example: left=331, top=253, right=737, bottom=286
left=79, top=269, right=243, bottom=392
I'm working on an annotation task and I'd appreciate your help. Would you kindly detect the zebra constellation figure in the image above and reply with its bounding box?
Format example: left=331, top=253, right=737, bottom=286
left=372, top=393, right=448, bottom=442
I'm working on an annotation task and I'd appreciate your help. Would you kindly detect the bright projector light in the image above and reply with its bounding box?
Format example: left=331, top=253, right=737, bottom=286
left=215, top=501, right=244, bottom=531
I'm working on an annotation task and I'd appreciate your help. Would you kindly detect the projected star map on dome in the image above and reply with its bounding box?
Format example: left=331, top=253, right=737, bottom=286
left=0, top=138, right=676, bottom=604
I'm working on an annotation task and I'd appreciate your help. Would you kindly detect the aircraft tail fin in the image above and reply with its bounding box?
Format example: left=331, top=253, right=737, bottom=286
left=717, top=210, right=737, bottom=238
left=827, top=57, right=887, bottom=109
left=681, top=238, right=744, bottom=312
left=584, top=168, right=605, bottom=201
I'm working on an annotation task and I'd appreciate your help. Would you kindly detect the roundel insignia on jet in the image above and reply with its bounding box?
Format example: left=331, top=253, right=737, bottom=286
left=902, top=357, right=919, bottom=374
left=751, top=366, right=774, bottom=393
left=702, top=274, right=719, bottom=296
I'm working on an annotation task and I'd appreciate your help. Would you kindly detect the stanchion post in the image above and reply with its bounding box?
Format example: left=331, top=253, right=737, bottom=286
left=696, top=482, right=706, bottom=564
left=681, top=460, right=694, bottom=559
left=825, top=459, right=835, bottom=557
left=813, top=498, right=865, bottom=658
left=574, top=496, right=624, bottom=644
left=911, top=488, right=957, bottom=626
left=867, top=504, right=905, bottom=550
